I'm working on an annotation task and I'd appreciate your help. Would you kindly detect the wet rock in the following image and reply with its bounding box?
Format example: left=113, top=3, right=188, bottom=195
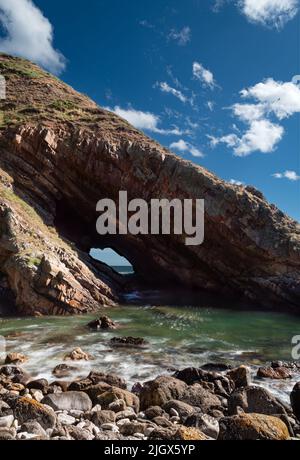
left=87, top=371, right=127, bottom=389
left=20, top=420, right=47, bottom=437
left=185, top=413, right=219, bottom=439
left=272, top=361, right=300, bottom=371
left=201, top=363, right=232, bottom=372
left=163, top=400, right=195, bottom=421
left=0, top=365, right=30, bottom=384
left=68, top=378, right=93, bottom=392
left=91, top=410, right=116, bottom=427
left=132, top=382, right=143, bottom=394
left=5, top=353, right=28, bottom=365
left=174, top=426, right=211, bottom=441
left=227, top=365, right=251, bottom=388
left=27, top=378, right=49, bottom=393
left=87, top=316, right=117, bottom=331
left=219, top=413, right=290, bottom=440
left=52, top=364, right=77, bottom=378
left=257, top=366, right=293, bottom=380
left=64, top=347, right=93, bottom=361
left=174, top=367, right=234, bottom=397
left=140, top=376, right=187, bottom=410
left=14, top=396, right=56, bottom=430
left=0, top=427, right=16, bottom=440
left=110, top=337, right=148, bottom=348
left=291, top=382, right=300, bottom=421
left=228, top=386, right=289, bottom=417
left=97, top=387, right=139, bottom=413
left=41, top=392, right=92, bottom=412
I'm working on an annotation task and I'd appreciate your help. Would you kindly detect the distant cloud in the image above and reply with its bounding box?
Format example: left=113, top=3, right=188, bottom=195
left=273, top=170, right=300, bottom=180
left=238, top=0, right=299, bottom=29
left=212, top=0, right=227, bottom=13
left=168, top=26, right=191, bottom=46
left=193, top=62, right=216, bottom=89
left=170, top=139, right=204, bottom=157
left=157, top=82, right=188, bottom=103
left=139, top=19, right=155, bottom=29
left=0, top=0, right=66, bottom=74
left=210, top=119, right=284, bottom=156
left=207, top=101, right=215, bottom=111
left=240, top=78, right=300, bottom=119
left=106, top=106, right=184, bottom=136
left=210, top=76, right=300, bottom=156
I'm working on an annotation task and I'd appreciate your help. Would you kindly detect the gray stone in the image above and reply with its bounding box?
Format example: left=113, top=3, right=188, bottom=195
left=42, top=391, right=92, bottom=412
left=57, top=413, right=76, bottom=426
left=20, top=420, right=47, bottom=437
left=0, top=415, right=14, bottom=428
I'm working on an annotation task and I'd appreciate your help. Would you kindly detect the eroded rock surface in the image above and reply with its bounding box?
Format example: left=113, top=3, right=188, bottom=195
left=0, top=54, right=299, bottom=314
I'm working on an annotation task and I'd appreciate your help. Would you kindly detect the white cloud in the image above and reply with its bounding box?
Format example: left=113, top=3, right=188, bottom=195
left=230, top=179, right=244, bottom=185
left=0, top=0, right=66, bottom=74
left=106, top=106, right=183, bottom=136
left=207, top=101, right=215, bottom=111
left=273, top=170, right=300, bottom=180
left=170, top=139, right=204, bottom=157
left=241, top=78, right=300, bottom=119
left=157, top=82, right=188, bottom=103
left=232, top=103, right=266, bottom=122
left=211, top=76, right=300, bottom=156
left=193, top=62, right=216, bottom=89
left=212, top=119, right=284, bottom=156
left=168, top=26, right=191, bottom=46
left=239, top=0, right=299, bottom=29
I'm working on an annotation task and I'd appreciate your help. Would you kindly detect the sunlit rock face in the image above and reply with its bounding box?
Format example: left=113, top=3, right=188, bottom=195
left=0, top=54, right=299, bottom=315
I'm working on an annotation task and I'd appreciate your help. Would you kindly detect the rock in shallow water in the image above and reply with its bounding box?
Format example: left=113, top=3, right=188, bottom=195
left=87, top=316, right=117, bottom=331
left=64, top=348, right=93, bottom=361
left=5, top=353, right=28, bottom=365
left=291, top=382, right=300, bottom=421
left=110, top=337, right=149, bottom=348
left=228, top=386, right=289, bottom=416
left=52, top=364, right=78, bottom=378
left=257, top=366, right=293, bottom=380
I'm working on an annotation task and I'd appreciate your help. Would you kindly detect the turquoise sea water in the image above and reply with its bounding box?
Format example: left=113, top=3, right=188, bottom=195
left=0, top=304, right=300, bottom=402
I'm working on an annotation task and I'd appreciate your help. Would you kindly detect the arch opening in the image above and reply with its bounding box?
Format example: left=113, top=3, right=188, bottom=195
left=90, top=248, right=135, bottom=275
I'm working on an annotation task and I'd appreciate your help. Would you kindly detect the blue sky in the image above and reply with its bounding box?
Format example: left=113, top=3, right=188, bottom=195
left=0, top=0, right=299, bottom=264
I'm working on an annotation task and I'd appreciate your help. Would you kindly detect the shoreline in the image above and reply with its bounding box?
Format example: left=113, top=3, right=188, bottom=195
left=0, top=360, right=299, bottom=441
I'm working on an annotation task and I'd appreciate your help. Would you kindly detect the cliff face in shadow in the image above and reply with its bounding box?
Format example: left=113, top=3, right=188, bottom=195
left=0, top=54, right=299, bottom=315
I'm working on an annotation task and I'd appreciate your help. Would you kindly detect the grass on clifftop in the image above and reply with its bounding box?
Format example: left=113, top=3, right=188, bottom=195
left=0, top=54, right=139, bottom=136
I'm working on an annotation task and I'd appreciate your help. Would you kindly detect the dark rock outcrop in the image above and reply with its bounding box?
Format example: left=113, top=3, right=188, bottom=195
left=0, top=54, right=299, bottom=314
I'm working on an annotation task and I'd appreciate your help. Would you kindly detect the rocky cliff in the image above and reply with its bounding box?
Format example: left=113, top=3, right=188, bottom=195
left=0, top=54, right=299, bottom=315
